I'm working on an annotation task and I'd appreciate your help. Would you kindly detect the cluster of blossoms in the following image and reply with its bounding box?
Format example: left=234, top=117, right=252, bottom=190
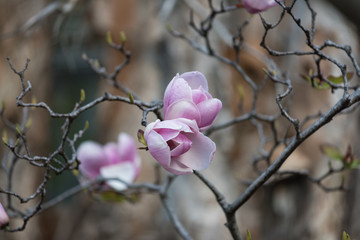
left=0, top=203, right=9, bottom=229
left=241, top=0, right=283, bottom=14
left=144, top=71, right=222, bottom=175
left=77, top=133, right=141, bottom=190
left=76, top=71, right=221, bottom=190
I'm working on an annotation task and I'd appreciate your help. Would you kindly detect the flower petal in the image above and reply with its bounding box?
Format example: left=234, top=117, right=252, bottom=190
left=0, top=203, right=9, bottom=228
left=163, top=76, right=193, bottom=114
left=165, top=100, right=201, bottom=125
left=117, top=133, right=138, bottom=164
left=154, top=117, right=193, bottom=133
left=243, top=0, right=281, bottom=13
left=174, top=132, right=216, bottom=171
left=144, top=119, right=159, bottom=139
left=77, top=141, right=108, bottom=179
left=145, top=130, right=171, bottom=167
left=164, top=159, right=193, bottom=175
left=197, top=98, right=222, bottom=131
left=192, top=88, right=209, bottom=104
left=104, top=143, right=120, bottom=165
left=170, top=133, right=192, bottom=157
left=180, top=71, right=208, bottom=91
left=100, top=162, right=136, bottom=191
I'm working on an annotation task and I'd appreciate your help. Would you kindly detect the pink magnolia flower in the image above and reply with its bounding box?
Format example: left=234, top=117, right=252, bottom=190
left=242, top=0, right=283, bottom=14
left=0, top=203, right=9, bottom=229
left=163, top=71, right=222, bottom=131
left=144, top=118, right=216, bottom=175
left=77, top=133, right=141, bottom=191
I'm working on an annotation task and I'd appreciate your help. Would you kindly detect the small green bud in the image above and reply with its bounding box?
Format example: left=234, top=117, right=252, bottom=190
left=106, top=31, right=113, bottom=45
left=246, top=229, right=252, bottom=240
left=26, top=118, right=32, bottom=129
left=31, top=96, right=37, bottom=104
left=14, top=138, right=20, bottom=147
left=237, top=84, right=245, bottom=101
left=16, top=124, right=22, bottom=135
left=342, top=231, right=351, bottom=240
left=166, top=22, right=172, bottom=32
left=94, top=59, right=100, bottom=69
left=80, top=89, right=86, bottom=102
left=84, top=121, right=89, bottom=131
left=137, top=129, right=147, bottom=147
left=120, top=31, right=126, bottom=44
left=82, top=53, right=88, bottom=60
left=2, top=131, right=8, bottom=145
left=128, top=92, right=134, bottom=104
left=1, top=100, right=5, bottom=111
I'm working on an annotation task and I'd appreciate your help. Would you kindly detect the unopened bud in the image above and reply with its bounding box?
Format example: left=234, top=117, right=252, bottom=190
left=0, top=203, right=9, bottom=229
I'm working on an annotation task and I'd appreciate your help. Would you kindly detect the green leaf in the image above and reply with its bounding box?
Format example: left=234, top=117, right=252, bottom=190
left=327, top=72, right=354, bottom=84
left=137, top=129, right=147, bottom=147
left=237, top=84, right=245, bottom=101
left=80, top=89, right=86, bottom=102
left=14, top=138, right=20, bottom=147
left=320, top=144, right=343, bottom=161
left=346, top=159, right=360, bottom=169
left=166, top=22, right=172, bottom=32
left=246, top=229, right=252, bottom=240
left=1, top=100, right=5, bottom=111
left=94, top=59, right=100, bottom=69
left=25, top=118, right=32, bottom=129
left=106, top=31, right=113, bottom=45
left=82, top=53, right=88, bottom=60
left=301, top=70, right=354, bottom=90
left=100, top=191, right=139, bottom=203
left=16, top=124, right=22, bottom=135
left=342, top=231, right=351, bottom=240
left=128, top=92, right=134, bottom=104
left=84, top=121, right=89, bottom=131
left=100, top=191, right=127, bottom=203
left=120, top=31, right=126, bottom=44
left=2, top=131, right=8, bottom=145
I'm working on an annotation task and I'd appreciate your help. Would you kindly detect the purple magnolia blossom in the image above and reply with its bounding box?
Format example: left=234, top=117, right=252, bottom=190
left=242, top=0, right=283, bottom=13
left=0, top=203, right=9, bottom=229
left=163, top=71, right=222, bottom=131
left=144, top=118, right=216, bottom=175
left=77, top=133, right=141, bottom=190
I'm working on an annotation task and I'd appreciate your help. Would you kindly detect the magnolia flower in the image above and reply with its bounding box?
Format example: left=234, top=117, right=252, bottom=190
left=0, top=203, right=9, bottom=229
left=144, top=118, right=216, bottom=175
left=242, top=0, right=283, bottom=13
left=77, top=133, right=141, bottom=191
left=163, top=71, right=222, bottom=131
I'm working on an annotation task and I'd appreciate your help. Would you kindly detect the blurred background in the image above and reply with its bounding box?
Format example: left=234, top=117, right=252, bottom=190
left=0, top=0, right=359, bottom=239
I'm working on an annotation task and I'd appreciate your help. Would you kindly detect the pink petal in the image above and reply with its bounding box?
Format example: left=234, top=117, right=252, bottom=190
left=243, top=0, right=281, bottom=13
left=154, top=118, right=193, bottom=133
left=165, top=100, right=201, bottom=125
left=197, top=98, right=222, bottom=131
left=117, top=133, right=137, bottom=164
left=104, top=143, right=120, bottom=165
left=144, top=120, right=159, bottom=139
left=156, top=128, right=180, bottom=141
left=100, top=162, right=136, bottom=191
left=77, top=141, right=108, bottom=179
left=180, top=71, right=208, bottom=91
left=145, top=130, right=171, bottom=167
left=173, top=118, right=200, bottom=133
left=164, top=159, right=193, bottom=175
left=174, top=131, right=216, bottom=171
left=169, top=133, right=192, bottom=157
left=192, top=88, right=209, bottom=104
left=0, top=203, right=9, bottom=228
left=163, top=76, right=193, bottom=114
